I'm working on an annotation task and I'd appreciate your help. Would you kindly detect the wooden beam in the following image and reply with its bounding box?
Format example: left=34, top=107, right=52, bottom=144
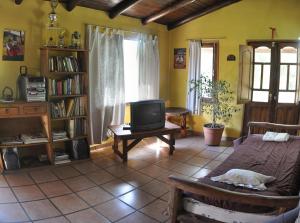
left=15, top=0, right=23, bottom=5
left=167, top=0, right=241, bottom=30
left=66, top=0, right=81, bottom=11
left=142, top=0, right=196, bottom=25
left=109, top=0, right=143, bottom=19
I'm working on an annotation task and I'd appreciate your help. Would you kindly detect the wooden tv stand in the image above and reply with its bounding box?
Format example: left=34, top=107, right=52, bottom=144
left=109, top=121, right=181, bottom=162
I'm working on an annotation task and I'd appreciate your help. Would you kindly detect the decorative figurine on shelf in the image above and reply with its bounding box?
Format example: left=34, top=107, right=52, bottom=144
left=49, top=0, right=59, bottom=27
left=47, top=37, right=56, bottom=47
left=70, top=31, right=81, bottom=49
left=58, top=30, right=65, bottom=48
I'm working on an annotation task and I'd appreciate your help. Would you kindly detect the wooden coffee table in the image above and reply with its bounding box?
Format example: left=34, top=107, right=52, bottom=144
left=109, top=121, right=181, bottom=162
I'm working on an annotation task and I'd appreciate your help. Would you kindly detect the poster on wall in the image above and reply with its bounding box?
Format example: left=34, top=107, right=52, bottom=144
left=174, top=48, right=186, bottom=69
left=2, top=29, right=25, bottom=61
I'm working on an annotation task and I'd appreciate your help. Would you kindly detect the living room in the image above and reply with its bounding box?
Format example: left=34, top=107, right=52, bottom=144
left=0, top=0, right=300, bottom=222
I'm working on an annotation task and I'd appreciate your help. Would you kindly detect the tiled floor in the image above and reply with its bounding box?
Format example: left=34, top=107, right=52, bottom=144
left=0, top=136, right=233, bottom=223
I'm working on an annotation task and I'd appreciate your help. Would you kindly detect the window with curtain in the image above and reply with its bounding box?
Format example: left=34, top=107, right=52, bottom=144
left=123, top=39, right=139, bottom=103
left=123, top=35, right=160, bottom=103
left=186, top=41, right=219, bottom=114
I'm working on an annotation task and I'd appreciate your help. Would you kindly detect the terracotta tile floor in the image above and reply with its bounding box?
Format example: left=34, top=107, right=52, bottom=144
left=0, top=136, right=233, bottom=223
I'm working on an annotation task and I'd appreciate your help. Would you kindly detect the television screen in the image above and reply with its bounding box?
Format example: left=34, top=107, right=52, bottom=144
left=130, top=100, right=165, bottom=131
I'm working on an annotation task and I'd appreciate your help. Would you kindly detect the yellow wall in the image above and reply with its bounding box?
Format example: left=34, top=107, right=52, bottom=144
left=2, top=0, right=300, bottom=138
left=168, top=0, right=300, bottom=138
left=0, top=0, right=170, bottom=100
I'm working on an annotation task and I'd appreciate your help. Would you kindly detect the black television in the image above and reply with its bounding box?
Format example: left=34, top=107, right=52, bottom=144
left=130, top=100, right=165, bottom=132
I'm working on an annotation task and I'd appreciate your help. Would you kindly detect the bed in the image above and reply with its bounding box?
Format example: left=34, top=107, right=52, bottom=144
left=168, top=122, right=300, bottom=223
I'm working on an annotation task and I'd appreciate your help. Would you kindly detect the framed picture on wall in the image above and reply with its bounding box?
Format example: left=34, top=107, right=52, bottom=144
left=2, top=29, right=25, bottom=61
left=174, top=48, right=186, bottom=69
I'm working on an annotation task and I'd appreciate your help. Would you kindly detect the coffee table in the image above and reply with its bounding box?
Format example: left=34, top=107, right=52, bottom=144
left=108, top=121, right=181, bottom=162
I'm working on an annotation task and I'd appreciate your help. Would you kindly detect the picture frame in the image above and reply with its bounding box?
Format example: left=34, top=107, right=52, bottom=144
left=174, top=48, right=186, bottom=69
left=2, top=29, right=25, bottom=61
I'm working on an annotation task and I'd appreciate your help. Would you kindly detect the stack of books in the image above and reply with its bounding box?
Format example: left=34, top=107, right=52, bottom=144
left=48, top=75, right=83, bottom=96
left=51, top=98, right=85, bottom=119
left=52, top=131, right=68, bottom=142
left=20, top=134, right=48, bottom=144
left=54, top=151, right=71, bottom=165
left=49, top=56, right=80, bottom=72
left=0, top=136, right=23, bottom=145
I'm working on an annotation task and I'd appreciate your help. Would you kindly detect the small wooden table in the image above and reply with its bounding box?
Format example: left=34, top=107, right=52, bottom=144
left=109, top=121, right=181, bottom=162
left=166, top=107, right=190, bottom=137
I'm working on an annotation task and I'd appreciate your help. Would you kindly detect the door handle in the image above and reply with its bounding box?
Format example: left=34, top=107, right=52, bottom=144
left=269, top=93, right=273, bottom=101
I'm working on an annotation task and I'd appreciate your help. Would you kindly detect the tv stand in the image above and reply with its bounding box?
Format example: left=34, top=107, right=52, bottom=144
left=109, top=121, right=181, bottom=162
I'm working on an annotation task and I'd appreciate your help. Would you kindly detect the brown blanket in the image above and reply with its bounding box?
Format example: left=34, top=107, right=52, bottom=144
left=191, top=134, right=300, bottom=213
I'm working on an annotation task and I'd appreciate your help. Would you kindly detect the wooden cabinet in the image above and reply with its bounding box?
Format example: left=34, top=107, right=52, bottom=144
left=0, top=102, right=52, bottom=172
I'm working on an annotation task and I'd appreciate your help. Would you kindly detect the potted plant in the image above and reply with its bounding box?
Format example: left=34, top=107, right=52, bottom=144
left=190, top=76, right=239, bottom=146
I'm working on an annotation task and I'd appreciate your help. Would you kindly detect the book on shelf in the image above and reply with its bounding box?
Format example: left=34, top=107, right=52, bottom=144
left=49, top=56, right=80, bottom=72
left=48, top=75, right=83, bottom=96
left=20, top=133, right=48, bottom=144
left=50, top=98, right=85, bottom=119
left=67, top=119, right=87, bottom=138
left=52, top=130, right=69, bottom=142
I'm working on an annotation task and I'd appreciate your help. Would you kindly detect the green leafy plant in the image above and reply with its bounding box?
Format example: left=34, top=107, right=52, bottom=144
left=190, top=76, right=240, bottom=128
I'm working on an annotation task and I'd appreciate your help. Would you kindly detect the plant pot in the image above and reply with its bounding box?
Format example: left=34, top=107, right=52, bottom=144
left=203, top=123, right=224, bottom=146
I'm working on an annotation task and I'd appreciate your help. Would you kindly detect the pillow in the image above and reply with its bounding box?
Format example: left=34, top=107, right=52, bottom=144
left=263, top=131, right=289, bottom=142
left=210, top=169, right=276, bottom=190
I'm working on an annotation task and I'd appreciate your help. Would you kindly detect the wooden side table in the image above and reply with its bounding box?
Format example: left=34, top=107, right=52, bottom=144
left=166, top=107, right=190, bottom=137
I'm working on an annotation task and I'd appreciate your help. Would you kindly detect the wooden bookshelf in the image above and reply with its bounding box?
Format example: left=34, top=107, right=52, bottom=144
left=40, top=47, right=90, bottom=163
left=0, top=102, right=52, bottom=172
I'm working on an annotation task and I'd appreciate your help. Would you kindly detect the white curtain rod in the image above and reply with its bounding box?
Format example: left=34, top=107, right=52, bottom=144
left=85, top=24, right=157, bottom=37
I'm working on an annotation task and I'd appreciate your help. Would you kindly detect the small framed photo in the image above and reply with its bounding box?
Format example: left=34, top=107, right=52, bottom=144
left=174, top=48, right=186, bottom=69
left=3, top=29, right=25, bottom=61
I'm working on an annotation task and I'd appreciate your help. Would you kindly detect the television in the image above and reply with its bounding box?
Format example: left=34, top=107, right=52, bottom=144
left=130, top=100, right=165, bottom=132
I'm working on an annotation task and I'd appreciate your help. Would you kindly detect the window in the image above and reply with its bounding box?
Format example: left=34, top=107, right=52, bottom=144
left=123, top=39, right=139, bottom=102
left=201, top=42, right=218, bottom=82
left=201, top=42, right=219, bottom=99
left=252, top=46, right=271, bottom=102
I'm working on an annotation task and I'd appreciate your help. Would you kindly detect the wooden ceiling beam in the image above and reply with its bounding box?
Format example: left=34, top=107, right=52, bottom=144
left=109, top=0, right=143, bottom=19
left=142, top=0, right=196, bottom=25
left=66, top=0, right=81, bottom=11
left=167, top=0, right=241, bottom=30
left=15, top=0, right=23, bottom=5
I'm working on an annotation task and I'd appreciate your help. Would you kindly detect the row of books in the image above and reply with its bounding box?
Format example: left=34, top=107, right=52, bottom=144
left=68, top=119, right=87, bottom=138
left=49, top=56, right=80, bottom=72
left=48, top=75, right=83, bottom=96
left=50, top=98, right=85, bottom=118
left=0, top=134, right=48, bottom=145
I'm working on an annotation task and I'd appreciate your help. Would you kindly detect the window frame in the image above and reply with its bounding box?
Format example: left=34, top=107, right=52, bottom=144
left=201, top=41, right=219, bottom=81
left=200, top=41, right=219, bottom=102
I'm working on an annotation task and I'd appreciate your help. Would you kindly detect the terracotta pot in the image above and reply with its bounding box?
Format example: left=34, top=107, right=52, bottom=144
left=203, top=124, right=224, bottom=146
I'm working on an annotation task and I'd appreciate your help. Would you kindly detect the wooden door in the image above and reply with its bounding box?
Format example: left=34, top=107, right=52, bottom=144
left=242, top=41, right=300, bottom=135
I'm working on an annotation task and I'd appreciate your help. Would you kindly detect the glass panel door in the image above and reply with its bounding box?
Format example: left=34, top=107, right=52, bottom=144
left=278, top=46, right=298, bottom=103
left=252, top=46, right=271, bottom=102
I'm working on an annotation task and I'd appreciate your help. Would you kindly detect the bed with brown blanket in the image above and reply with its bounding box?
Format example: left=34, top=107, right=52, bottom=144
left=168, top=122, right=300, bottom=223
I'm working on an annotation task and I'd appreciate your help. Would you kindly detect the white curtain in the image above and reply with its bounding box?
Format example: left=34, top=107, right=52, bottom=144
left=87, top=25, right=125, bottom=143
left=186, top=41, right=202, bottom=114
left=137, top=34, right=160, bottom=100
